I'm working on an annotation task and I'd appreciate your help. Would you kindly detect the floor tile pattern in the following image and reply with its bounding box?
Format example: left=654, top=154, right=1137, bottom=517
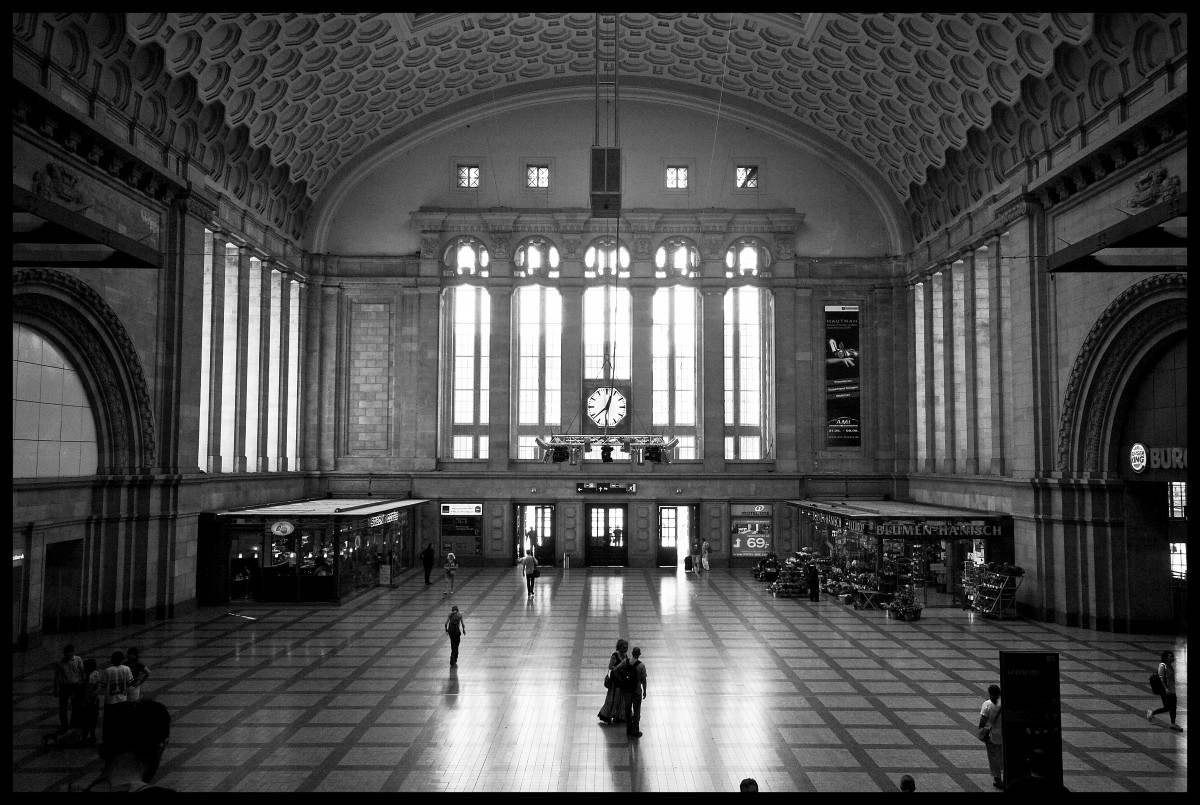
left=12, top=568, right=1187, bottom=792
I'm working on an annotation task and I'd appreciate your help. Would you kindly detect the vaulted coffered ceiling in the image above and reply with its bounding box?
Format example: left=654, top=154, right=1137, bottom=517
left=122, top=12, right=1095, bottom=204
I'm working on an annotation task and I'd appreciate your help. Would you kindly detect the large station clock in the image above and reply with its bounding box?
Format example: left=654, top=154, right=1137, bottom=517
left=586, top=386, right=627, bottom=428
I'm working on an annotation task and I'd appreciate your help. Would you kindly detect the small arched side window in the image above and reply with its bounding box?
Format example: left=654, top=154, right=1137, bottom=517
left=584, top=236, right=630, bottom=279
left=514, top=236, right=561, bottom=278
left=443, top=236, right=490, bottom=277
left=654, top=237, right=700, bottom=279
left=724, top=237, right=771, bottom=278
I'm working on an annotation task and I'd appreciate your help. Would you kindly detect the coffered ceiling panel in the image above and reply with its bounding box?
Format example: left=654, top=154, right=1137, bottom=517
left=122, top=12, right=1095, bottom=203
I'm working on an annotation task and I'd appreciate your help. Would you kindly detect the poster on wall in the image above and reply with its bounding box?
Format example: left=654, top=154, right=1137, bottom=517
left=730, top=503, right=773, bottom=558
left=825, top=305, right=861, bottom=447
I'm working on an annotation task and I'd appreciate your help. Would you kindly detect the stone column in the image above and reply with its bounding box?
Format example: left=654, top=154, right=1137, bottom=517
left=700, top=286, right=726, bottom=472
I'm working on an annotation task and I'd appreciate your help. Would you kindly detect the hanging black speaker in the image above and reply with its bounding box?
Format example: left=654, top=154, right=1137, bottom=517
left=591, top=146, right=621, bottom=218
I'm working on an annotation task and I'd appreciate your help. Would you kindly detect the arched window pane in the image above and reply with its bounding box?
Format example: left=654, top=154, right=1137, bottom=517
left=13, top=323, right=99, bottom=477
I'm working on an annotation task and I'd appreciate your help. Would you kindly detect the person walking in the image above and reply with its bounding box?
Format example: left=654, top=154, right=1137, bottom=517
left=421, top=543, right=436, bottom=585
left=443, top=551, right=458, bottom=595
left=978, top=684, right=1004, bottom=789
left=520, top=549, right=538, bottom=597
left=691, top=538, right=702, bottom=574
left=806, top=562, right=820, bottom=601
left=444, top=605, right=466, bottom=667
left=622, top=646, right=647, bottom=738
left=125, top=647, right=151, bottom=703
left=100, top=651, right=134, bottom=743
left=701, top=539, right=712, bottom=572
left=597, top=639, right=629, bottom=724
left=1148, top=650, right=1182, bottom=731
left=52, top=644, right=85, bottom=735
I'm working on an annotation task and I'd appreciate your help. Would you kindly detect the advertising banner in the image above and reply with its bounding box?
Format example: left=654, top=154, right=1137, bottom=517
left=825, top=305, right=861, bottom=447
left=730, top=503, right=773, bottom=558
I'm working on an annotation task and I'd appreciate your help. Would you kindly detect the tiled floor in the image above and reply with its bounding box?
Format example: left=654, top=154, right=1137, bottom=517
left=12, top=568, right=1188, bottom=792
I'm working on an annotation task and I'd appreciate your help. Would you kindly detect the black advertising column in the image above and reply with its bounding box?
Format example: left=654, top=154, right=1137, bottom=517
left=999, top=650, right=1063, bottom=791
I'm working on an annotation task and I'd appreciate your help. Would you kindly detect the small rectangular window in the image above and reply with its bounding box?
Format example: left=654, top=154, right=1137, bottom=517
left=526, top=165, right=550, bottom=188
left=1170, top=542, right=1186, bottom=579
left=666, top=166, right=688, bottom=189
left=736, top=166, right=759, bottom=188
left=457, top=165, right=480, bottom=188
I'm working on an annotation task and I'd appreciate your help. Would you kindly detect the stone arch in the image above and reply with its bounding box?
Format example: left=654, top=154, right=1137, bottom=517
left=1057, top=273, right=1187, bottom=474
left=12, top=269, right=156, bottom=474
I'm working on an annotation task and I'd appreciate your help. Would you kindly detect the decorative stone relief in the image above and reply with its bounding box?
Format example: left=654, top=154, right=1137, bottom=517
left=1126, top=167, right=1178, bottom=210
left=33, top=162, right=87, bottom=207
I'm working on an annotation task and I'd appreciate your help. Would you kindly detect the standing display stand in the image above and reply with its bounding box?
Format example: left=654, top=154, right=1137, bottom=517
left=769, top=561, right=805, bottom=598
left=973, top=570, right=1022, bottom=618
left=961, top=561, right=981, bottom=610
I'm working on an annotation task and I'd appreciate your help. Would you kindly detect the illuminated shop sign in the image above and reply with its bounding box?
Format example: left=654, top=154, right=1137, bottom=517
left=367, top=511, right=400, bottom=528
left=871, top=521, right=1002, bottom=538
left=1129, top=443, right=1186, bottom=473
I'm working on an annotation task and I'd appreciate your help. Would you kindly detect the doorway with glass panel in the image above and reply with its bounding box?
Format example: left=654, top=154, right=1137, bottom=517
left=587, top=505, right=627, bottom=566
left=657, top=505, right=692, bottom=567
left=516, top=504, right=555, bottom=567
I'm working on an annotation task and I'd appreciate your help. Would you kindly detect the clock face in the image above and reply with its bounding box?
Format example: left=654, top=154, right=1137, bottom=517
left=586, top=386, right=628, bottom=427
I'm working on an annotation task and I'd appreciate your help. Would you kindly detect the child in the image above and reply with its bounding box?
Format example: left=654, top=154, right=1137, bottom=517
left=81, top=657, right=100, bottom=744
left=126, top=647, right=151, bottom=703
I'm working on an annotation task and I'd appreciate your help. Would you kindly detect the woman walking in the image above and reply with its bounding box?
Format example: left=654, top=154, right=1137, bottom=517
left=443, top=551, right=458, bottom=595
left=1148, top=650, right=1183, bottom=731
left=597, top=639, right=629, bottom=725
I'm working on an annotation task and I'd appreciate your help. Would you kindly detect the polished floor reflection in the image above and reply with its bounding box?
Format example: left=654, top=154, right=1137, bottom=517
left=12, top=568, right=1187, bottom=792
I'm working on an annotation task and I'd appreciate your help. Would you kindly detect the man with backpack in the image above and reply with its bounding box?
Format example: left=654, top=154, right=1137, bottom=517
left=615, top=647, right=647, bottom=738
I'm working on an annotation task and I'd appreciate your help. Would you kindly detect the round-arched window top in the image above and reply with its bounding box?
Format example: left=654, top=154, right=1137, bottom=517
left=655, top=237, right=700, bottom=278
left=584, top=236, right=630, bottom=278
left=443, top=236, right=490, bottom=277
left=514, top=236, right=561, bottom=277
left=725, top=237, right=771, bottom=278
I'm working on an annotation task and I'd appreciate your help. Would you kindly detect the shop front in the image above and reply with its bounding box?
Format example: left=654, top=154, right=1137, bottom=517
left=205, top=498, right=427, bottom=604
left=788, top=500, right=1012, bottom=608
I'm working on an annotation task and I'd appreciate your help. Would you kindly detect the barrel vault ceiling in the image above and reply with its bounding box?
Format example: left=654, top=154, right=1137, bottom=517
left=118, top=12, right=1095, bottom=205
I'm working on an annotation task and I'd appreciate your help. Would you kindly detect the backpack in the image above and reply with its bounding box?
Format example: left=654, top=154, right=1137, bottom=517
left=446, top=612, right=462, bottom=636
left=613, top=659, right=640, bottom=693
left=1149, top=672, right=1165, bottom=695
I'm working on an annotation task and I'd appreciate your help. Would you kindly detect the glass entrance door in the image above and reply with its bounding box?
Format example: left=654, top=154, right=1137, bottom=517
left=517, top=504, right=555, bottom=566
left=587, top=505, right=627, bottom=566
left=657, top=506, right=691, bottom=567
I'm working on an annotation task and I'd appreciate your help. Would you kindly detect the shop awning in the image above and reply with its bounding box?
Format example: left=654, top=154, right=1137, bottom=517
left=218, top=498, right=429, bottom=518
left=785, top=499, right=1009, bottom=538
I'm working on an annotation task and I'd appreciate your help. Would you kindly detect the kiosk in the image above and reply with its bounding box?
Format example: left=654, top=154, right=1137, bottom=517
left=205, top=498, right=427, bottom=604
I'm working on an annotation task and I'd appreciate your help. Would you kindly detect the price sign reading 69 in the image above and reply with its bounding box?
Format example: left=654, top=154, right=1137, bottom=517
left=730, top=504, right=773, bottom=558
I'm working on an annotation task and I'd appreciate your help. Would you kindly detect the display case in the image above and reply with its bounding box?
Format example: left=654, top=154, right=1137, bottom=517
left=973, top=569, right=1022, bottom=619
left=961, top=561, right=981, bottom=610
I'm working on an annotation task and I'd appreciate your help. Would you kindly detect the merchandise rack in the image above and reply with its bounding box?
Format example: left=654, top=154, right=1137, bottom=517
left=973, top=570, right=1022, bottom=619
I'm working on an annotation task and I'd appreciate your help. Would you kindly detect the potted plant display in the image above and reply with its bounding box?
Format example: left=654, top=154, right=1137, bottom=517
left=884, top=585, right=923, bottom=621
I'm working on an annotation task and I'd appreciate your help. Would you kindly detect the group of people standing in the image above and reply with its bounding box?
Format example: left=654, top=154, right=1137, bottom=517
left=51, top=644, right=150, bottom=747
left=597, top=639, right=648, bottom=738
left=689, top=538, right=711, bottom=573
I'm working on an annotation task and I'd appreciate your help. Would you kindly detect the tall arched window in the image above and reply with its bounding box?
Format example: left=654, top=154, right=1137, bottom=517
left=514, top=285, right=562, bottom=459
left=725, top=237, right=772, bottom=278
left=443, top=285, right=490, bottom=459
left=13, top=322, right=99, bottom=477
left=724, top=286, right=775, bottom=459
left=652, top=286, right=699, bottom=459
left=443, top=236, right=490, bottom=277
